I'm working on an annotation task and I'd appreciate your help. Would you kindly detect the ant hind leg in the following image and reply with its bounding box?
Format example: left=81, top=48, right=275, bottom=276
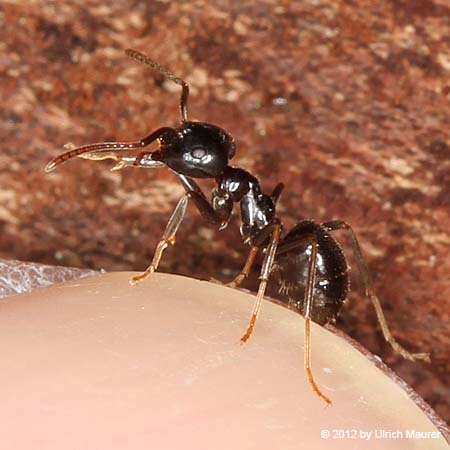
left=323, top=220, right=430, bottom=362
left=302, top=234, right=332, bottom=406
left=240, top=221, right=281, bottom=343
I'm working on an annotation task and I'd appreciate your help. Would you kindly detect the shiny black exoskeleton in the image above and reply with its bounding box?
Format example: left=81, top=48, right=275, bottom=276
left=274, top=221, right=349, bottom=325
left=46, top=49, right=430, bottom=406
left=153, top=122, right=236, bottom=179
left=143, top=122, right=277, bottom=243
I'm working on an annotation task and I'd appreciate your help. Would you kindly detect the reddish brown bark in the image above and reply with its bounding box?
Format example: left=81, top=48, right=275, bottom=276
left=0, top=1, right=448, bottom=421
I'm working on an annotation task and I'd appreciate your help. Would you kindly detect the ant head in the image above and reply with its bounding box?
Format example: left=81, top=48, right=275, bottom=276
left=123, top=51, right=235, bottom=178
left=157, top=122, right=236, bottom=178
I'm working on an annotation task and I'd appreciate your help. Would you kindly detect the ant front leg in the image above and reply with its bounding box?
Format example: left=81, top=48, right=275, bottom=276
left=133, top=174, right=232, bottom=285
left=131, top=194, right=189, bottom=284
left=323, top=220, right=430, bottom=362
left=176, top=174, right=233, bottom=228
left=132, top=172, right=234, bottom=285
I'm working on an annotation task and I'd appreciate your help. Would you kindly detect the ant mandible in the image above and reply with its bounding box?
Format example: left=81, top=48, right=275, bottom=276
left=46, top=49, right=430, bottom=406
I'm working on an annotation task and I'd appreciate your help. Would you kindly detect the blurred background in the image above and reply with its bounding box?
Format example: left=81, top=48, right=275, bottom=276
left=1, top=1, right=449, bottom=422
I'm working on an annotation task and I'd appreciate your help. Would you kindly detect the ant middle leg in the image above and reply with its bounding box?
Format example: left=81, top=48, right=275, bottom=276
left=214, top=183, right=284, bottom=288
left=131, top=194, right=189, bottom=284
left=323, top=220, right=430, bottom=362
left=211, top=224, right=276, bottom=288
left=214, top=245, right=259, bottom=288
left=240, top=220, right=282, bottom=343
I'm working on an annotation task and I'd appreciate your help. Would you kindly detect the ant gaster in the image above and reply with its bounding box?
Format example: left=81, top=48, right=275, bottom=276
left=46, top=49, right=430, bottom=406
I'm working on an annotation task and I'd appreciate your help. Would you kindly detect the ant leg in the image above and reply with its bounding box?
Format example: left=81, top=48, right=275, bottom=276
left=176, top=174, right=233, bottom=228
left=323, top=220, right=430, bottom=362
left=126, top=49, right=190, bottom=123
left=133, top=172, right=232, bottom=285
left=273, top=230, right=332, bottom=405
left=302, top=234, right=332, bottom=406
left=213, top=219, right=281, bottom=287
left=213, top=184, right=284, bottom=288
left=213, top=246, right=259, bottom=288
left=45, top=127, right=173, bottom=172
left=271, top=182, right=285, bottom=204
left=131, top=194, right=189, bottom=284
left=240, top=221, right=282, bottom=343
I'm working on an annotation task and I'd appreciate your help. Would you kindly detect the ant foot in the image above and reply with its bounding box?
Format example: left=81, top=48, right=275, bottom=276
left=240, top=327, right=254, bottom=345
left=210, top=277, right=237, bottom=288
left=409, top=352, right=431, bottom=363
left=130, top=268, right=154, bottom=285
left=390, top=340, right=431, bottom=363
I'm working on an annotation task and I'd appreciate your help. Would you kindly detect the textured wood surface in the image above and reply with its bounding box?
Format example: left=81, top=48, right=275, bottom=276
left=0, top=1, right=448, bottom=421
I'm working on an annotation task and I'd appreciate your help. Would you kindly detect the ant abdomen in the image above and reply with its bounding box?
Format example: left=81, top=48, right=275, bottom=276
left=273, top=220, right=349, bottom=325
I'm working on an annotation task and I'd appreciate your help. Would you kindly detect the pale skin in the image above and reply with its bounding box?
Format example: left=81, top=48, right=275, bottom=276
left=0, top=270, right=446, bottom=450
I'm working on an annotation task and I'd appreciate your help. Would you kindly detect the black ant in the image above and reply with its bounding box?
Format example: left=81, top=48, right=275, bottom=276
left=46, top=49, right=430, bottom=406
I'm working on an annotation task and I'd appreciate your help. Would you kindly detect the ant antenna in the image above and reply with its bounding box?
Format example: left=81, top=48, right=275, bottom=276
left=125, top=49, right=190, bottom=123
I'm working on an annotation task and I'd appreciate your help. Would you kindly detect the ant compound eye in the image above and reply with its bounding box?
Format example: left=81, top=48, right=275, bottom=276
left=191, top=147, right=208, bottom=159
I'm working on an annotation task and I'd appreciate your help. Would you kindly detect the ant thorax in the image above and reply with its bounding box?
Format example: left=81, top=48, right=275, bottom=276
left=216, top=166, right=276, bottom=245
